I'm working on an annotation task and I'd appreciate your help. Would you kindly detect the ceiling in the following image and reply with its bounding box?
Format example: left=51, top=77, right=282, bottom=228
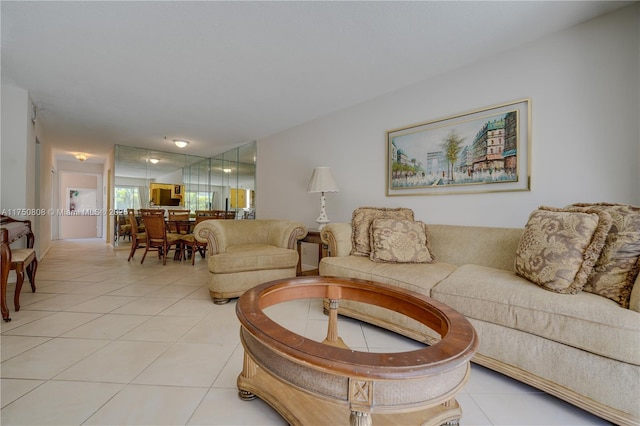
left=1, top=1, right=630, bottom=163
left=114, top=142, right=256, bottom=182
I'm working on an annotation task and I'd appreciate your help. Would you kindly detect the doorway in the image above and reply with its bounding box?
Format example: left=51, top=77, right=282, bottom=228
left=58, top=172, right=102, bottom=239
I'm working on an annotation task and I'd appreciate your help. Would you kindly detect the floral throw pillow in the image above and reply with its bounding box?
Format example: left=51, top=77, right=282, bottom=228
left=350, top=207, right=414, bottom=257
left=370, top=218, right=434, bottom=264
left=515, top=206, right=612, bottom=294
left=568, top=203, right=640, bottom=308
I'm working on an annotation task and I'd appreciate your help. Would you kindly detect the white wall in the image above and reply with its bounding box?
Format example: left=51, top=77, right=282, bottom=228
left=257, top=5, right=640, bottom=229
left=1, top=85, right=33, bottom=217
left=1, top=85, right=37, bottom=250
left=154, top=169, right=184, bottom=185
left=35, top=123, right=55, bottom=257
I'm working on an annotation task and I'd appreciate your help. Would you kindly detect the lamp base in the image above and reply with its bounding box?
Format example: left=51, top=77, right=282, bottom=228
left=316, top=193, right=330, bottom=230
left=315, top=219, right=330, bottom=231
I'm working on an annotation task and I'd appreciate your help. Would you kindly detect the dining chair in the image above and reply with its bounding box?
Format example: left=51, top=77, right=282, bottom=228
left=140, top=214, right=181, bottom=265
left=195, top=210, right=217, bottom=220
left=168, top=213, right=195, bottom=263
left=127, top=210, right=147, bottom=261
left=116, top=212, right=131, bottom=240
left=168, top=210, right=190, bottom=219
left=167, top=210, right=191, bottom=233
left=140, top=209, right=165, bottom=217
left=183, top=210, right=217, bottom=264
left=128, top=208, right=145, bottom=232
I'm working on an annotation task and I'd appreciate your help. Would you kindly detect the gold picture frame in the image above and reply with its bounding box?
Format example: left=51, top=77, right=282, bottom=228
left=386, top=98, right=531, bottom=196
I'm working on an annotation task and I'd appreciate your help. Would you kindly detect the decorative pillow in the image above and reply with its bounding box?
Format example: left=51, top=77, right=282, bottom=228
left=350, top=207, right=414, bottom=257
left=369, top=218, right=435, bottom=264
left=515, top=206, right=612, bottom=294
left=568, top=203, right=640, bottom=308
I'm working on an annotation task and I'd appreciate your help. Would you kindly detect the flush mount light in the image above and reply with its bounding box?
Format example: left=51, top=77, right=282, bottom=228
left=174, top=139, right=189, bottom=148
left=223, top=168, right=232, bottom=173
left=75, top=153, right=87, bottom=161
left=148, top=158, right=160, bottom=164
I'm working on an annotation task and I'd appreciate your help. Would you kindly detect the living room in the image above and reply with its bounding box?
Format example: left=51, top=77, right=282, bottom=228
left=1, top=2, right=637, bottom=254
left=1, top=2, right=639, bottom=425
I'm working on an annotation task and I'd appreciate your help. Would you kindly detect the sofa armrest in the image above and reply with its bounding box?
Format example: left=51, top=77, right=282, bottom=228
left=629, top=270, right=640, bottom=313
left=193, top=220, right=228, bottom=255
left=266, top=221, right=308, bottom=249
left=320, top=223, right=353, bottom=257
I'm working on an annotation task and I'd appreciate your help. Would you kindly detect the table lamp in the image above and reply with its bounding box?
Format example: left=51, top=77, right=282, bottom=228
left=307, top=167, right=339, bottom=230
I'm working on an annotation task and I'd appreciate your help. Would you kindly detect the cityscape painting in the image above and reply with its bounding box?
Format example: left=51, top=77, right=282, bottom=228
left=386, top=99, right=530, bottom=196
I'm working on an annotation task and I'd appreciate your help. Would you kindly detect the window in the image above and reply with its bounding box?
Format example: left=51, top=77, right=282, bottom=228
left=115, top=186, right=142, bottom=211
left=186, top=191, right=212, bottom=211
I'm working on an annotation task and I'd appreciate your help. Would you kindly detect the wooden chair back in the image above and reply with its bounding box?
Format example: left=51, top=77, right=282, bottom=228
left=195, top=210, right=216, bottom=217
left=142, top=215, right=167, bottom=244
left=195, top=210, right=217, bottom=224
left=168, top=210, right=190, bottom=221
left=115, top=212, right=131, bottom=240
left=128, top=211, right=141, bottom=240
left=140, top=214, right=181, bottom=265
left=167, top=210, right=190, bottom=232
left=140, top=209, right=165, bottom=217
left=127, top=211, right=146, bottom=262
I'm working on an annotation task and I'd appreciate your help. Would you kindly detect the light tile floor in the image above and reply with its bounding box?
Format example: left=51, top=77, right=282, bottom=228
left=1, top=239, right=611, bottom=425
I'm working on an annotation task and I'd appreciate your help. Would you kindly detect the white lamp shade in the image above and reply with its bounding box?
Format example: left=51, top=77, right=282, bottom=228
left=307, top=167, right=339, bottom=193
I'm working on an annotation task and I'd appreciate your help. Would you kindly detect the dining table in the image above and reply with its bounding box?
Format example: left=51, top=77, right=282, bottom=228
left=166, top=219, right=196, bottom=261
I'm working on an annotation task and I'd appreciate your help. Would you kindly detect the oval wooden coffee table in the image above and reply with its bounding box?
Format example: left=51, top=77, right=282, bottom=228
left=236, top=276, right=478, bottom=426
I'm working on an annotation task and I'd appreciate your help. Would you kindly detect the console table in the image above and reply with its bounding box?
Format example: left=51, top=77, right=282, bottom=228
left=236, top=276, right=478, bottom=425
left=1, top=215, right=36, bottom=322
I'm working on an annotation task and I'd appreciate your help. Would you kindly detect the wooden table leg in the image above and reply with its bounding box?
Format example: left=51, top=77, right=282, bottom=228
left=1, top=238, right=11, bottom=322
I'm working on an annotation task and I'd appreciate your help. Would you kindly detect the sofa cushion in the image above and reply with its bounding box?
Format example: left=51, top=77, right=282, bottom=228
left=209, top=244, right=298, bottom=273
left=515, top=206, right=611, bottom=294
left=369, top=218, right=434, bottom=264
left=319, top=255, right=455, bottom=295
left=569, top=203, right=640, bottom=308
left=350, top=207, right=414, bottom=257
left=431, top=264, right=640, bottom=365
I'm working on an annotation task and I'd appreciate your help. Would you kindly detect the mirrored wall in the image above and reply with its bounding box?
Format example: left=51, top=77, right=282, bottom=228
left=114, top=141, right=256, bottom=222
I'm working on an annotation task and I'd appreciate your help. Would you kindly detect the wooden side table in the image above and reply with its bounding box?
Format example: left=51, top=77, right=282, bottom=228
left=297, top=230, right=327, bottom=276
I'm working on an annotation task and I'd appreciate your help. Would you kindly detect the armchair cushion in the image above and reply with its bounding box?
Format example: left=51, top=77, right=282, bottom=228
left=210, top=244, right=298, bottom=273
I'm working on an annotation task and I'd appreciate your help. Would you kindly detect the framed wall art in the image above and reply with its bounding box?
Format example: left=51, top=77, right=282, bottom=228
left=67, top=188, right=97, bottom=212
left=386, top=98, right=531, bottom=196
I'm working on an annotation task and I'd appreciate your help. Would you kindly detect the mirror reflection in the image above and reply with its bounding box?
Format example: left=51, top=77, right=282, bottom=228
left=113, top=141, right=256, bottom=245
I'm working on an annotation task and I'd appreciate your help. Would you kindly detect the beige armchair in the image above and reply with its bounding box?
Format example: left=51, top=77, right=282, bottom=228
left=194, top=219, right=307, bottom=304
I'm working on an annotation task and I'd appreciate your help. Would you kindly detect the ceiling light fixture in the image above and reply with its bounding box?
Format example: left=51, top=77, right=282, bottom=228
left=75, top=153, right=87, bottom=161
left=174, top=139, right=189, bottom=148
left=223, top=168, right=232, bottom=173
left=148, top=158, right=159, bottom=164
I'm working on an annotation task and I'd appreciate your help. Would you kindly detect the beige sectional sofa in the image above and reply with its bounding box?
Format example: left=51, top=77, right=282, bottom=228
left=319, top=211, right=640, bottom=426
